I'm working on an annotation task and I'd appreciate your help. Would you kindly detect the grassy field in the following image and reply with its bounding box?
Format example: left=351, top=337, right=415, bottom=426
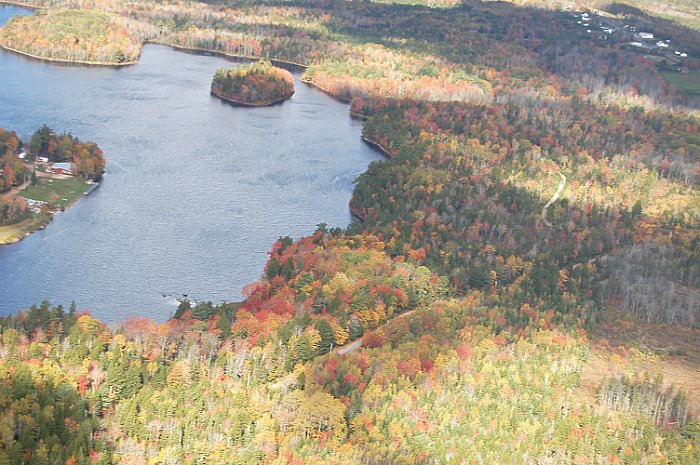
left=22, top=177, right=90, bottom=208
left=662, top=71, right=700, bottom=97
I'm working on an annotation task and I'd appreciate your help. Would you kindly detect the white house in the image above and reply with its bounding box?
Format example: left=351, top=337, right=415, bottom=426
left=656, top=41, right=669, bottom=48
left=639, top=32, right=654, bottom=39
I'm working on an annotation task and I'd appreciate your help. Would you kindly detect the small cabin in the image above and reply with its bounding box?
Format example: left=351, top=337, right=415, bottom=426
left=639, top=32, right=654, bottom=40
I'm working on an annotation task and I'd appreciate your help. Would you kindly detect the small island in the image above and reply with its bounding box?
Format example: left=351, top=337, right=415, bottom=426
left=0, top=125, right=105, bottom=245
left=0, top=9, right=142, bottom=65
left=211, top=59, right=295, bottom=106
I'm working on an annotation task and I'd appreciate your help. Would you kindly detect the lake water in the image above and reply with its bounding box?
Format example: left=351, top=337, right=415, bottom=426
left=0, top=6, right=380, bottom=321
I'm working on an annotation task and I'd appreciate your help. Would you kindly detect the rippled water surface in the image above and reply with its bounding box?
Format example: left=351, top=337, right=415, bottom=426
left=0, top=6, right=380, bottom=321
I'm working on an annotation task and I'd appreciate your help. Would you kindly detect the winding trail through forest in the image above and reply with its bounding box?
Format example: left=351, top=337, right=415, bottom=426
left=336, top=309, right=417, bottom=355
left=337, top=338, right=362, bottom=355
left=542, top=172, right=567, bottom=227
left=269, top=308, right=419, bottom=391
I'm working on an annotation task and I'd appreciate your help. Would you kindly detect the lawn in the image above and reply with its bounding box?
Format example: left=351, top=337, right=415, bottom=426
left=22, top=177, right=90, bottom=208
left=661, top=71, right=700, bottom=97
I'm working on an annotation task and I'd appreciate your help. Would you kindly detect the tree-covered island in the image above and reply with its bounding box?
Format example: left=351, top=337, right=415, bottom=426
left=211, top=60, right=295, bottom=106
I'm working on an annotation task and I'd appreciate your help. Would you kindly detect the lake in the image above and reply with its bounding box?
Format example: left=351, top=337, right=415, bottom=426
left=0, top=6, right=381, bottom=321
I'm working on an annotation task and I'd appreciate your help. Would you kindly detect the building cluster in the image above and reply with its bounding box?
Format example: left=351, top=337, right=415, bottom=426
left=568, top=9, right=691, bottom=72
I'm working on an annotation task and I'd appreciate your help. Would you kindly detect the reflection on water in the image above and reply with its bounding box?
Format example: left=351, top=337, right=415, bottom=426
left=0, top=6, right=381, bottom=321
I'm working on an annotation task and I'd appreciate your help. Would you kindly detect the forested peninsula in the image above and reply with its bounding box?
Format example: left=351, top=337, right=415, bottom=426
left=0, top=0, right=699, bottom=463
left=0, top=125, right=105, bottom=245
left=0, top=8, right=144, bottom=65
left=212, top=60, right=295, bottom=106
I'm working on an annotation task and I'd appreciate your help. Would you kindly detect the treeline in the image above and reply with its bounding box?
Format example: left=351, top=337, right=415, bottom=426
left=599, top=373, right=690, bottom=427
left=605, top=237, right=700, bottom=326
left=0, top=129, right=26, bottom=192
left=0, top=128, right=31, bottom=225
left=303, top=56, right=492, bottom=104
left=212, top=59, right=295, bottom=105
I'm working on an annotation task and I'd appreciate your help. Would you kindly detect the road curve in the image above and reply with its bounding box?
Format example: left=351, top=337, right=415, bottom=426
left=337, top=339, right=363, bottom=355
left=335, top=309, right=417, bottom=355
left=542, top=172, right=567, bottom=227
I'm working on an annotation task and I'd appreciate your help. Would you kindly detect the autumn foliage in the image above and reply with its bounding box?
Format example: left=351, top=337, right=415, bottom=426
left=0, top=0, right=699, bottom=463
left=0, top=9, right=145, bottom=64
left=212, top=60, right=295, bottom=106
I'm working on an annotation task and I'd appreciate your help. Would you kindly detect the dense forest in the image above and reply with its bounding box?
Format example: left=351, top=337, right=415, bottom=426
left=0, top=0, right=699, bottom=463
left=349, top=97, right=699, bottom=326
left=0, top=238, right=698, bottom=464
left=212, top=59, right=295, bottom=105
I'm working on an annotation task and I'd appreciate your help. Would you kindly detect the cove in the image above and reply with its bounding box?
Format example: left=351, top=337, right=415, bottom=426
left=0, top=6, right=381, bottom=321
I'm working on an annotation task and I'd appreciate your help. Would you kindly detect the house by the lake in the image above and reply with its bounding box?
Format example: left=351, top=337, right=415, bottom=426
left=50, top=162, right=73, bottom=176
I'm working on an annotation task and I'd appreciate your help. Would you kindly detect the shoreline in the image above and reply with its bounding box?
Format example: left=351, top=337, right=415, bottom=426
left=147, top=41, right=308, bottom=73
left=349, top=203, right=366, bottom=222
left=361, top=134, right=393, bottom=159
left=0, top=0, right=41, bottom=10
left=0, top=43, right=139, bottom=66
left=0, top=177, right=98, bottom=246
left=211, top=87, right=294, bottom=107
left=299, top=76, right=353, bottom=104
left=350, top=109, right=369, bottom=120
left=0, top=214, right=51, bottom=246
left=349, top=134, right=393, bottom=223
